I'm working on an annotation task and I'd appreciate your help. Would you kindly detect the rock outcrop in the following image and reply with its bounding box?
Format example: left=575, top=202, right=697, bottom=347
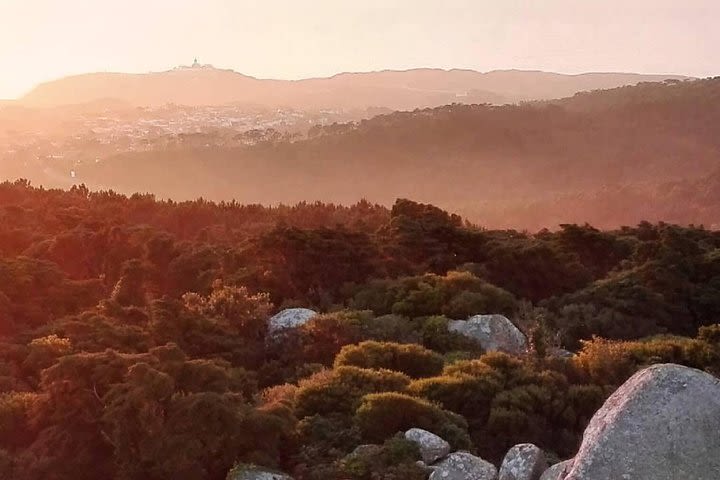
left=565, top=363, right=720, bottom=480
left=429, top=451, right=498, bottom=480
left=404, top=428, right=451, bottom=464
left=227, top=465, right=293, bottom=480
left=267, top=308, right=317, bottom=334
left=499, top=443, right=547, bottom=480
left=539, top=460, right=573, bottom=480
left=349, top=444, right=382, bottom=457
left=447, top=314, right=528, bottom=354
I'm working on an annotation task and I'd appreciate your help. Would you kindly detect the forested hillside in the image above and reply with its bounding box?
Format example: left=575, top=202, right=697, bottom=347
left=1, top=181, right=719, bottom=479
left=24, top=77, right=719, bottom=230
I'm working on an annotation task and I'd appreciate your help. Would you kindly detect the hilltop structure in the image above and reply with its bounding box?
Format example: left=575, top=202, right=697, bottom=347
left=175, top=57, right=214, bottom=70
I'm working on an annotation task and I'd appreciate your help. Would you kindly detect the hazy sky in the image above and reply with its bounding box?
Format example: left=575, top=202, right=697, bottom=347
left=1, top=0, right=717, bottom=98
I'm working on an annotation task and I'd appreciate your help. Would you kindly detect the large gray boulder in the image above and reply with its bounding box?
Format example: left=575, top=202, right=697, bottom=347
left=448, top=314, right=528, bottom=354
left=268, top=308, right=317, bottom=334
left=539, top=460, right=573, bottom=480
left=499, top=443, right=547, bottom=480
left=404, top=428, right=451, bottom=464
left=565, top=363, right=720, bottom=480
left=429, top=451, right=498, bottom=480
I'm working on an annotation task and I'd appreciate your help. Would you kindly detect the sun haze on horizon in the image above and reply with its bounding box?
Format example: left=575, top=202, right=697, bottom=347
left=1, top=0, right=718, bottom=99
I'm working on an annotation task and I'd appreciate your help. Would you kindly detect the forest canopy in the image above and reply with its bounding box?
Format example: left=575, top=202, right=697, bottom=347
left=0, top=181, right=719, bottom=480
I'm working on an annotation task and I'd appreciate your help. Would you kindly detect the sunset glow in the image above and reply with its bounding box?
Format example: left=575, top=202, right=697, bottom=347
left=2, top=3, right=720, bottom=479
left=1, top=0, right=718, bottom=98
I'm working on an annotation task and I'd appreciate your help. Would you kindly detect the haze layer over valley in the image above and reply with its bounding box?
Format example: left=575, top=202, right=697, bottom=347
left=2, top=72, right=717, bottom=230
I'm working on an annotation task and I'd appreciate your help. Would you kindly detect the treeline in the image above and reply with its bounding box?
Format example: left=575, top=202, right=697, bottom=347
left=0, top=182, right=719, bottom=479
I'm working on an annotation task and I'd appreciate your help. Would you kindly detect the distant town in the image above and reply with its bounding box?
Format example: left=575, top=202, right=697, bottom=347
left=0, top=101, right=371, bottom=186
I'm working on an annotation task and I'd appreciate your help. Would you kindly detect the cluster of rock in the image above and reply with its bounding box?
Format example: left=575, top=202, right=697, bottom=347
left=403, top=428, right=547, bottom=480
left=447, top=314, right=528, bottom=355
left=227, top=364, right=720, bottom=480
left=403, top=363, right=720, bottom=480
left=267, top=309, right=532, bottom=354
left=253, top=306, right=720, bottom=480
left=405, top=428, right=495, bottom=480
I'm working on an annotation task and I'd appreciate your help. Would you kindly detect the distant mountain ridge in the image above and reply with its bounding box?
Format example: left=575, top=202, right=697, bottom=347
left=20, top=66, right=689, bottom=110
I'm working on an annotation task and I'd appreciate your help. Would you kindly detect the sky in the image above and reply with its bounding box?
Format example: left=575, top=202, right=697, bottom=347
left=1, top=0, right=718, bottom=99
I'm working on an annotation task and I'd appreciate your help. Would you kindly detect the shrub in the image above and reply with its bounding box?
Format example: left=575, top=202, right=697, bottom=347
left=337, top=435, right=426, bottom=480
left=22, top=335, right=73, bottom=378
left=334, top=341, right=444, bottom=378
left=295, top=367, right=410, bottom=418
left=295, top=413, right=362, bottom=468
left=358, top=314, right=421, bottom=344
left=298, top=312, right=366, bottom=365
left=354, top=392, right=471, bottom=450
left=351, top=271, right=517, bottom=319
left=445, top=352, right=531, bottom=388
left=0, top=392, right=36, bottom=449
left=407, top=373, right=501, bottom=424
left=420, top=316, right=483, bottom=354
left=575, top=331, right=720, bottom=386
left=183, top=281, right=273, bottom=339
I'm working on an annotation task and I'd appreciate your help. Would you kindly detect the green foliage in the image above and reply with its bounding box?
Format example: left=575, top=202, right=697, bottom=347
left=480, top=238, right=593, bottom=302
left=295, top=311, right=367, bottom=365
left=2, top=182, right=720, bottom=479
left=419, top=315, right=484, bottom=354
left=252, top=225, right=382, bottom=307
left=6, top=344, right=291, bottom=480
left=111, top=259, right=148, bottom=307
left=336, top=436, right=426, bottom=480
left=357, top=314, right=421, bottom=344
left=407, top=373, right=501, bottom=428
left=295, top=367, right=410, bottom=418
left=0, top=256, right=103, bottom=335
left=183, top=280, right=273, bottom=339
left=334, top=341, right=444, bottom=378
left=0, top=392, right=36, bottom=450
left=22, top=335, right=73, bottom=381
left=404, top=352, right=609, bottom=460
left=576, top=331, right=720, bottom=385
left=354, top=392, right=471, bottom=450
left=351, top=270, right=517, bottom=318
left=545, top=224, right=720, bottom=348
